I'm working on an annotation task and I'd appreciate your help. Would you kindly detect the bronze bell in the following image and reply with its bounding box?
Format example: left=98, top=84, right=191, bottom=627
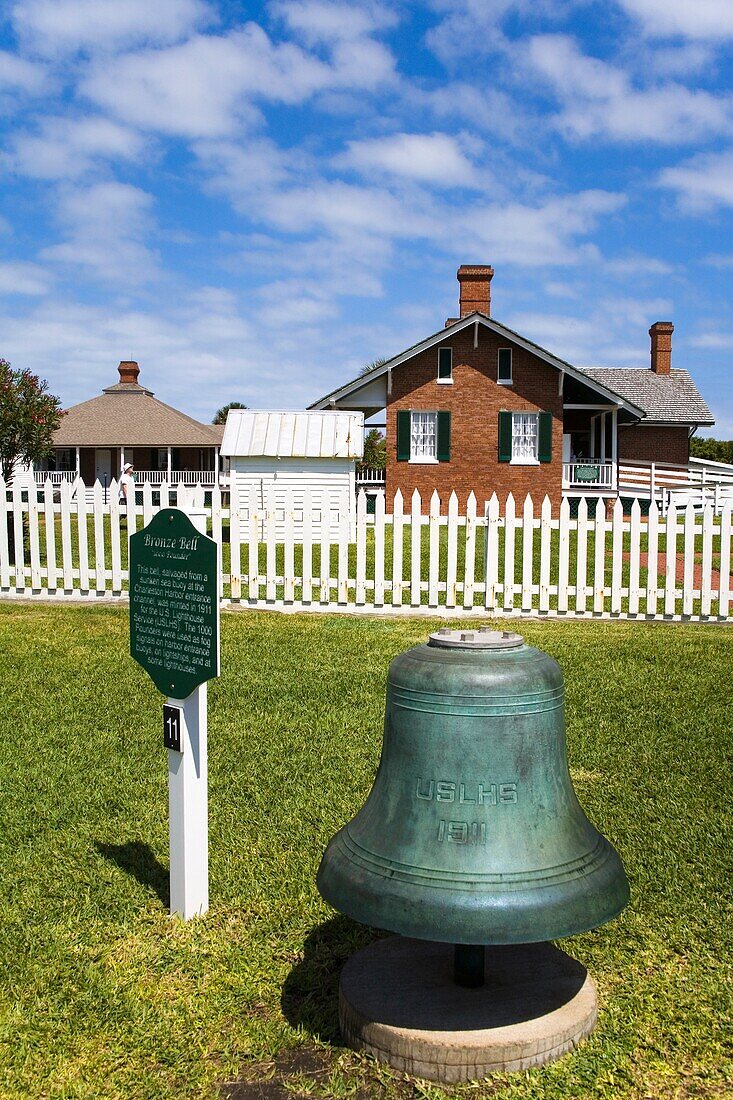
left=317, top=629, right=629, bottom=984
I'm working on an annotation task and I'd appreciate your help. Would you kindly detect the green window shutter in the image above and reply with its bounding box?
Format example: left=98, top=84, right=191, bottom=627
left=397, top=410, right=411, bottom=461
left=538, top=411, right=553, bottom=463
left=437, top=411, right=451, bottom=462
left=498, top=411, right=512, bottom=463
left=438, top=347, right=452, bottom=380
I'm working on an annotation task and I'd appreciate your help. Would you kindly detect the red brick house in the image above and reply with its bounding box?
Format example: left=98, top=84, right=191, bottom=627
left=310, top=265, right=714, bottom=511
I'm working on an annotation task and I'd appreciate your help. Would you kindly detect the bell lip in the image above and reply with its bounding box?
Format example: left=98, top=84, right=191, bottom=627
left=316, top=833, right=630, bottom=947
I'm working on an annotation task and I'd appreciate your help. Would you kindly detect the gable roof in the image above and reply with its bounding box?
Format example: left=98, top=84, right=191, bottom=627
left=576, top=368, right=714, bottom=425
left=53, top=381, right=222, bottom=448
left=309, top=311, right=714, bottom=427
left=309, top=312, right=647, bottom=418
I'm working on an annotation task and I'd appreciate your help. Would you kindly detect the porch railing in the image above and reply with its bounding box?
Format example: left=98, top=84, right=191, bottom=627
left=356, top=464, right=386, bottom=485
left=34, top=469, right=219, bottom=487
left=562, top=462, right=615, bottom=490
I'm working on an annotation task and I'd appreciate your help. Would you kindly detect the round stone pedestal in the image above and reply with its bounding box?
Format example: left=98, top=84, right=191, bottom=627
left=339, top=937, right=598, bottom=1083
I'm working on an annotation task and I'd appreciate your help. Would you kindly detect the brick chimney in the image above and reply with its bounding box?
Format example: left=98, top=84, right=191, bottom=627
left=118, top=360, right=140, bottom=384
left=649, top=322, right=673, bottom=375
left=457, top=264, right=494, bottom=317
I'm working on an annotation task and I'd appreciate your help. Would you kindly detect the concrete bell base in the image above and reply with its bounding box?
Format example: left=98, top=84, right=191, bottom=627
left=339, top=937, right=598, bottom=1083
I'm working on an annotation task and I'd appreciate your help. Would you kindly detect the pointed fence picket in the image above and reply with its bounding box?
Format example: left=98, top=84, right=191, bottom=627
left=557, top=497, right=570, bottom=615
left=503, top=494, right=516, bottom=612
left=0, top=477, right=731, bottom=621
left=521, top=495, right=533, bottom=612
left=373, top=490, right=386, bottom=607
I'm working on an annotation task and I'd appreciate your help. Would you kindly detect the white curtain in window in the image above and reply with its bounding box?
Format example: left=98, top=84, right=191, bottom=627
left=411, top=411, right=437, bottom=459
left=512, top=413, right=538, bottom=461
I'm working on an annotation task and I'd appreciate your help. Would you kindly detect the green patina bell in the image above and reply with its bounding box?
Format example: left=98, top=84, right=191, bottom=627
left=317, top=629, right=629, bottom=959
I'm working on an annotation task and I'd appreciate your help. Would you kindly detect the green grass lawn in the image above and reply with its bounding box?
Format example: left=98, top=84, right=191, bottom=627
left=0, top=606, right=731, bottom=1099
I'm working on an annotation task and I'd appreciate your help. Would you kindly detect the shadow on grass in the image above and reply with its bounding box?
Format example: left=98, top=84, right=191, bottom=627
left=95, top=840, right=170, bottom=908
left=281, top=915, right=383, bottom=1044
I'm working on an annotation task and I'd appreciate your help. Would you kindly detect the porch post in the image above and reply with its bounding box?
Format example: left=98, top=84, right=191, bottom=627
left=167, top=445, right=172, bottom=479
left=214, top=447, right=219, bottom=485
left=120, top=446, right=125, bottom=472
left=600, top=414, right=606, bottom=462
left=75, top=446, right=80, bottom=475
left=611, top=409, right=618, bottom=488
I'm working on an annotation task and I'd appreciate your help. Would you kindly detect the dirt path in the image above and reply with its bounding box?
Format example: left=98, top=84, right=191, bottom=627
left=622, top=551, right=732, bottom=590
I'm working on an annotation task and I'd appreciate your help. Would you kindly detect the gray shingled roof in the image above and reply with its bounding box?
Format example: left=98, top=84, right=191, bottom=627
left=576, top=368, right=714, bottom=425
left=54, top=382, right=222, bottom=447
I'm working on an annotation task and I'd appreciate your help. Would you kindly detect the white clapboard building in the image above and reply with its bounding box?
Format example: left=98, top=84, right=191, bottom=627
left=220, top=410, right=364, bottom=538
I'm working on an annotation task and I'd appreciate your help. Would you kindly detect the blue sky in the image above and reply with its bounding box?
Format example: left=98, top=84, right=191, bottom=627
left=0, top=0, right=731, bottom=433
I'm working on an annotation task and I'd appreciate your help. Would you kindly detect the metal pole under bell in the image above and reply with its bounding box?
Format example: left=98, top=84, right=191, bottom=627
left=454, top=944, right=485, bottom=988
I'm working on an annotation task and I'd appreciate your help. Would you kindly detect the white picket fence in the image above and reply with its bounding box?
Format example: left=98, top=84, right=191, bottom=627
left=1, top=477, right=731, bottom=621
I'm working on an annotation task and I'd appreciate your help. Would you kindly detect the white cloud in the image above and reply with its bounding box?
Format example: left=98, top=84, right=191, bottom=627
left=704, top=253, right=733, bottom=268
left=41, top=182, right=159, bottom=283
left=420, top=82, right=533, bottom=144
left=604, top=254, right=676, bottom=277
left=3, top=116, right=146, bottom=179
left=528, top=34, right=731, bottom=142
left=11, top=0, right=214, bottom=57
left=262, top=180, right=437, bottom=238
left=658, top=150, right=733, bottom=211
left=81, top=23, right=390, bottom=139
left=0, top=260, right=52, bottom=295
left=618, top=0, right=733, bottom=40
left=689, top=331, right=733, bottom=349
left=506, top=294, right=672, bottom=365
left=269, top=0, right=397, bottom=44
left=337, top=132, right=479, bottom=186
left=0, top=49, right=49, bottom=93
left=462, top=190, right=626, bottom=267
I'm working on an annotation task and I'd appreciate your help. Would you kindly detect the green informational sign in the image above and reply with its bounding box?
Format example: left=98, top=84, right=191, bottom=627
left=574, top=465, right=601, bottom=482
left=130, top=509, right=219, bottom=699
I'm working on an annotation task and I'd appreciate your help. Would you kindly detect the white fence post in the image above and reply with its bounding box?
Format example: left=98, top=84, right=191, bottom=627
left=503, top=494, right=515, bottom=611
left=301, top=486, right=313, bottom=605
left=428, top=490, right=440, bottom=608
left=539, top=495, right=552, bottom=613
left=355, top=488, right=367, bottom=607
left=392, top=489, right=404, bottom=607
left=521, top=495, right=534, bottom=612
left=719, top=503, right=731, bottom=618
left=463, top=492, right=476, bottom=610
left=410, top=489, right=422, bottom=608
left=484, top=493, right=499, bottom=612
left=575, top=497, right=588, bottom=615
left=557, top=497, right=570, bottom=614
left=374, top=490, right=386, bottom=608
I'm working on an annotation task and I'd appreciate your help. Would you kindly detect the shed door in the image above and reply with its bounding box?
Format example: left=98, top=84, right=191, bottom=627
left=95, top=448, right=112, bottom=484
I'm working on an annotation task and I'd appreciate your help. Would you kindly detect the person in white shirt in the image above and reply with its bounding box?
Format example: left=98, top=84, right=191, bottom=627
left=119, top=462, right=135, bottom=504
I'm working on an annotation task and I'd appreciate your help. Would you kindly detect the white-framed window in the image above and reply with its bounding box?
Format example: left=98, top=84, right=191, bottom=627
left=511, top=412, right=539, bottom=464
left=410, top=411, right=438, bottom=462
left=498, top=348, right=512, bottom=384
left=437, top=346, right=453, bottom=383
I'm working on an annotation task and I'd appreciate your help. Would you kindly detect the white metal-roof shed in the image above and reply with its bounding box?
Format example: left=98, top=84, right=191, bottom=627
left=221, top=411, right=364, bottom=540
left=220, top=411, right=364, bottom=460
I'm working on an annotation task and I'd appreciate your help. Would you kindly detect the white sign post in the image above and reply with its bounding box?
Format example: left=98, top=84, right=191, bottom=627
left=129, top=503, right=220, bottom=921
left=167, top=680, right=209, bottom=919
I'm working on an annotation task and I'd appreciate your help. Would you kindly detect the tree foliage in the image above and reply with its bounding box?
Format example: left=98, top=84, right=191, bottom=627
left=689, top=436, right=733, bottom=464
left=359, top=356, right=388, bottom=377
left=0, top=359, right=62, bottom=483
left=362, top=427, right=386, bottom=468
left=212, top=401, right=247, bottom=424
